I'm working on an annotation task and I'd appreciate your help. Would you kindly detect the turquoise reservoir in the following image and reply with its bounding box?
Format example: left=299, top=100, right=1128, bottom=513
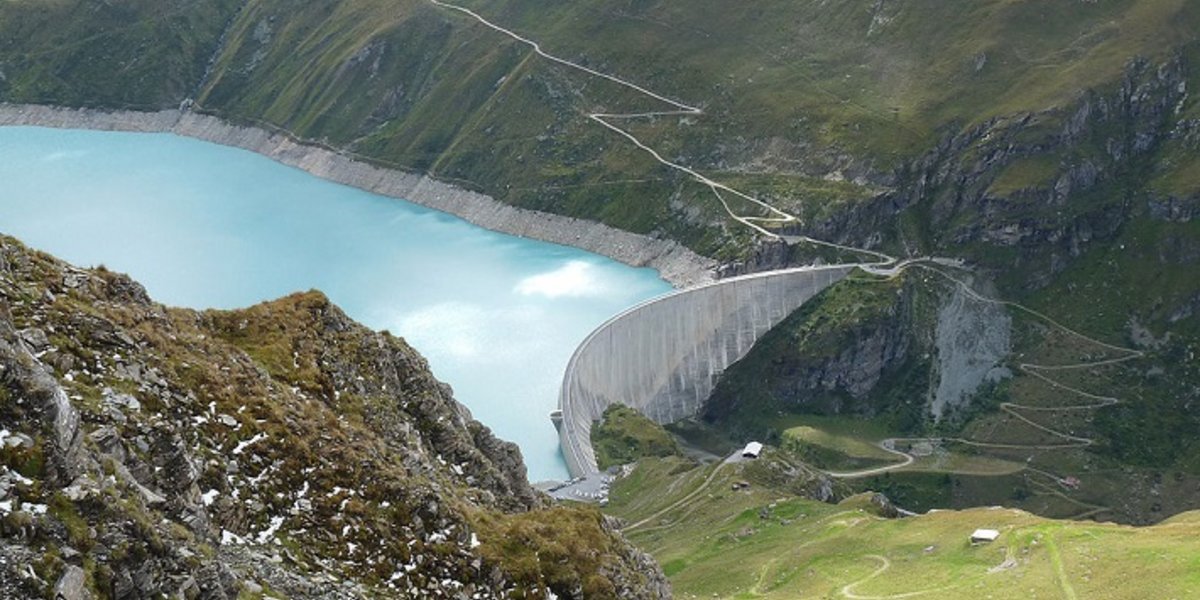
left=0, top=126, right=671, bottom=481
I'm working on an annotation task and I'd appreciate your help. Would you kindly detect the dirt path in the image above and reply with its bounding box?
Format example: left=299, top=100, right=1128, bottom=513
left=827, top=263, right=1142, bottom=505
left=1045, top=532, right=1080, bottom=600
left=623, top=461, right=728, bottom=531
left=825, top=439, right=914, bottom=479
left=427, top=0, right=893, bottom=263
left=840, top=555, right=951, bottom=599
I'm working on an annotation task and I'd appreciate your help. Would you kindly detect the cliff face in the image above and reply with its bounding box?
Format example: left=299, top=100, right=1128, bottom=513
left=0, top=236, right=668, bottom=599
left=704, top=271, right=1010, bottom=436
left=813, top=53, right=1196, bottom=279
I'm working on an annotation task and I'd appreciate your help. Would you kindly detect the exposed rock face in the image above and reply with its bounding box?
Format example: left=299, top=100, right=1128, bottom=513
left=705, top=272, right=1011, bottom=430
left=0, top=328, right=86, bottom=487
left=52, top=565, right=91, bottom=600
left=0, top=236, right=669, bottom=599
left=790, top=309, right=912, bottom=403
left=930, top=283, right=1011, bottom=419
left=810, top=55, right=1193, bottom=291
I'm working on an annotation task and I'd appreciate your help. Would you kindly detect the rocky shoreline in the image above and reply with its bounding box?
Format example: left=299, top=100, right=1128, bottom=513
left=0, top=103, right=716, bottom=288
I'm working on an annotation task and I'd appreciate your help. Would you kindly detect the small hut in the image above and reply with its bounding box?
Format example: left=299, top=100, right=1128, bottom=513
left=970, top=529, right=1000, bottom=544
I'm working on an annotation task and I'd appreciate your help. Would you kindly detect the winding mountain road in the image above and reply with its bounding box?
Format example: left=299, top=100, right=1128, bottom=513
left=428, top=0, right=1146, bottom=498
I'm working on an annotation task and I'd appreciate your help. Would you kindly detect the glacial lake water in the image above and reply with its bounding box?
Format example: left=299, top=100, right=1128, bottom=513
left=0, top=126, right=672, bottom=481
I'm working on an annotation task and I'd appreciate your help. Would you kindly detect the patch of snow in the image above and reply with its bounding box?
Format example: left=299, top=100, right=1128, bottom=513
left=256, top=515, right=285, bottom=544
left=232, top=432, right=267, bottom=455
left=8, top=470, right=33, bottom=486
left=201, top=489, right=220, bottom=506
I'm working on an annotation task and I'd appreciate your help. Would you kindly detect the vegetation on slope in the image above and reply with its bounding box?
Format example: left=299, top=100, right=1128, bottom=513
left=606, top=455, right=1200, bottom=600
left=3, top=0, right=1197, bottom=260
left=0, top=236, right=667, bottom=599
left=703, top=270, right=937, bottom=439
left=591, top=404, right=682, bottom=471
left=2, top=0, right=1200, bottom=524
left=0, top=0, right=241, bottom=109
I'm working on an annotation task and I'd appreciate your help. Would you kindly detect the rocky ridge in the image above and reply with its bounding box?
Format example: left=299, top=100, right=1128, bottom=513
left=0, top=236, right=669, bottom=599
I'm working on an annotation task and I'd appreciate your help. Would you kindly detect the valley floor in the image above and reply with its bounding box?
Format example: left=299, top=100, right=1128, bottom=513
left=604, top=457, right=1200, bottom=599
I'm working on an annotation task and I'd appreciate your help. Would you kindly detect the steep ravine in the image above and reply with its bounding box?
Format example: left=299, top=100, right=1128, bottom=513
left=0, top=236, right=669, bottom=599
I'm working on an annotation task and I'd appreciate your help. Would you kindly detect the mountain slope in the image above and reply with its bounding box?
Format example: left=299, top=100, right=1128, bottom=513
left=605, top=456, right=1200, bottom=600
left=3, top=0, right=1197, bottom=259
left=2, top=0, right=1199, bottom=522
left=0, top=236, right=667, bottom=599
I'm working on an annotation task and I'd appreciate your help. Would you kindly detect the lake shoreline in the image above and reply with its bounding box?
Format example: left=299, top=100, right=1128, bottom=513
left=0, top=103, right=716, bottom=288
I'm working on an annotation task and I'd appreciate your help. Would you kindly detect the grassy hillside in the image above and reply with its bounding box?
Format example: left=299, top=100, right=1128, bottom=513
left=190, top=0, right=1200, bottom=257
left=607, top=456, right=1200, bottom=599
left=0, top=0, right=241, bottom=108
left=592, top=404, right=683, bottom=470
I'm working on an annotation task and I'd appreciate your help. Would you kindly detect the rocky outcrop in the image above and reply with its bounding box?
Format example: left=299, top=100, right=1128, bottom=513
left=705, top=271, right=1011, bottom=429
left=0, top=325, right=86, bottom=488
left=1148, top=193, right=1199, bottom=223
left=0, top=103, right=716, bottom=289
left=0, top=236, right=668, bottom=599
left=806, top=55, right=1193, bottom=291
left=785, top=312, right=912, bottom=403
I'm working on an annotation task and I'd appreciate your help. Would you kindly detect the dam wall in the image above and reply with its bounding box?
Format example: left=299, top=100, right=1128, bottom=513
left=558, top=265, right=854, bottom=477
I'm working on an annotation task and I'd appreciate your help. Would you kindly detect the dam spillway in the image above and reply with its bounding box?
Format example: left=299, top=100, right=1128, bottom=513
left=556, top=264, right=855, bottom=477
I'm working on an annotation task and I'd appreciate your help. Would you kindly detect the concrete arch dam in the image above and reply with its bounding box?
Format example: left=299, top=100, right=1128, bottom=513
left=555, top=265, right=855, bottom=477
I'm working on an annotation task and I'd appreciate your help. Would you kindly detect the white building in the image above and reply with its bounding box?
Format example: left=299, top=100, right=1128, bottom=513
left=741, top=441, right=763, bottom=459
left=970, top=529, right=1000, bottom=543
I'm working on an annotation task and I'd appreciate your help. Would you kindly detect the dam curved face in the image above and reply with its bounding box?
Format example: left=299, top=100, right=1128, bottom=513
left=557, top=265, right=854, bottom=476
